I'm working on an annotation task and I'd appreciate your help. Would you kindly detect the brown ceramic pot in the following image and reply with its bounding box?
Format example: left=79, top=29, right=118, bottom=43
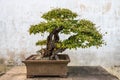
left=22, top=54, right=70, bottom=78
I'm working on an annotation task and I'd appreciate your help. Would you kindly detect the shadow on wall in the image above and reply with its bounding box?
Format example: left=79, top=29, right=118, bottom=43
left=0, top=49, right=30, bottom=66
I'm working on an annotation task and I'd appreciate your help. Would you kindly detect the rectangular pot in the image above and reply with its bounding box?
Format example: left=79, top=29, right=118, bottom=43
left=22, top=54, right=70, bottom=78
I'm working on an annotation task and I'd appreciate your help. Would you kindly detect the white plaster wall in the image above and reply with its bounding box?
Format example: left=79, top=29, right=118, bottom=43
left=0, top=0, right=120, bottom=66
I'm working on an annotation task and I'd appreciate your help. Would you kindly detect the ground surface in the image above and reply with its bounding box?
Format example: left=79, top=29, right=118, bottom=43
left=104, top=66, right=120, bottom=80
left=0, top=66, right=119, bottom=80
left=0, top=64, right=13, bottom=76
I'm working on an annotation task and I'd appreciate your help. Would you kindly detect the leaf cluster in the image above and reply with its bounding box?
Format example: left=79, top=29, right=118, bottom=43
left=29, top=8, right=105, bottom=49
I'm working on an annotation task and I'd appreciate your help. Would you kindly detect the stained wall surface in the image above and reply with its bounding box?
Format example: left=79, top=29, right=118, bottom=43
left=0, top=0, right=120, bottom=66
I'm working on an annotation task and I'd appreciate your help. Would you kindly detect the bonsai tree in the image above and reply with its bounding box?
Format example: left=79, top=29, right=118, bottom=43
left=29, top=8, right=105, bottom=60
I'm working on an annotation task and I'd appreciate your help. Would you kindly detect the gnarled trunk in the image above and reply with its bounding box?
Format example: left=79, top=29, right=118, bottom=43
left=39, top=26, right=66, bottom=59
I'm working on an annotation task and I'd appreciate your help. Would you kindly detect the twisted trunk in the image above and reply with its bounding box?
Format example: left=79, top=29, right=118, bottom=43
left=39, top=26, right=66, bottom=59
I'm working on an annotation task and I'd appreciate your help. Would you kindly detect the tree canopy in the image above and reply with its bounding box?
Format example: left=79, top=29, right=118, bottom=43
left=29, top=8, right=105, bottom=50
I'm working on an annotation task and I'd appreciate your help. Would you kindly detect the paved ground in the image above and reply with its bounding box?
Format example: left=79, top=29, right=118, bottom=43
left=0, top=66, right=119, bottom=80
left=104, top=66, right=120, bottom=80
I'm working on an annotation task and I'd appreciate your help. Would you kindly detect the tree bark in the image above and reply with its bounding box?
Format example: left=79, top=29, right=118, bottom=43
left=39, top=26, right=66, bottom=59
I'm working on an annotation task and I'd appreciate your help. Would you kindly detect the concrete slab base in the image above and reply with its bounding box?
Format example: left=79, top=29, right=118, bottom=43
left=0, top=66, right=119, bottom=80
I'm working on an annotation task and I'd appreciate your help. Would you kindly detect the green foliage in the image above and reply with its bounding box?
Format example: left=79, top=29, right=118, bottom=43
left=36, top=40, right=47, bottom=46
left=42, top=8, right=77, bottom=20
left=29, top=8, right=105, bottom=49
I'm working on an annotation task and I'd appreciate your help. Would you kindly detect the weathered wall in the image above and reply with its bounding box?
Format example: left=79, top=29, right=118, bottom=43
left=0, top=0, right=120, bottom=66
